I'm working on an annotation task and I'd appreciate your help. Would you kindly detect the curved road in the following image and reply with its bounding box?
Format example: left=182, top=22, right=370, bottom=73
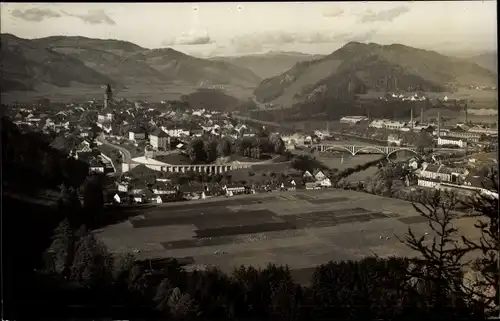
left=100, top=138, right=133, bottom=163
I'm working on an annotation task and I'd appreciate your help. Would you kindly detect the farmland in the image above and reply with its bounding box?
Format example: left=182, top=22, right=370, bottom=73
left=95, top=189, right=478, bottom=285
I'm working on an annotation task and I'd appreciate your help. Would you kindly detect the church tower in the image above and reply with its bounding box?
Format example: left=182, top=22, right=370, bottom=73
left=104, top=84, right=113, bottom=109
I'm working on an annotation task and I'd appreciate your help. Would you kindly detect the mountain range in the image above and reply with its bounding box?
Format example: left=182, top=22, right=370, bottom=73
left=1, top=34, right=496, bottom=110
left=0, top=34, right=262, bottom=93
left=254, top=42, right=497, bottom=107
left=210, top=51, right=325, bottom=80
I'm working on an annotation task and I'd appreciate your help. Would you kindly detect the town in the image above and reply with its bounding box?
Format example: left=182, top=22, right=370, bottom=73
left=4, top=84, right=498, bottom=206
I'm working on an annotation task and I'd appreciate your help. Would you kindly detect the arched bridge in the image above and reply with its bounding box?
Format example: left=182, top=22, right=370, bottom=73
left=314, top=144, right=420, bottom=157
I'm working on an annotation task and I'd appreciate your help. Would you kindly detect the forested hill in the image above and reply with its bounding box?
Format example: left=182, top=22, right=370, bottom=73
left=254, top=42, right=496, bottom=107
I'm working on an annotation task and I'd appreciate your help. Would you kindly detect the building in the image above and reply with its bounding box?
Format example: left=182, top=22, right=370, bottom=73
left=313, top=170, right=327, bottom=181
left=417, top=163, right=466, bottom=189
left=340, top=116, right=368, bottom=124
left=417, top=164, right=454, bottom=188
left=149, top=129, right=171, bottom=151
left=369, top=119, right=406, bottom=130
left=468, top=126, right=498, bottom=137
left=129, top=129, right=146, bottom=141
left=437, top=136, right=467, bottom=148
left=163, top=128, right=190, bottom=137
left=97, top=112, right=113, bottom=123
left=387, top=134, right=402, bottom=146
left=446, top=128, right=481, bottom=142
left=104, top=84, right=113, bottom=110
left=369, top=120, right=386, bottom=129
left=384, top=120, right=407, bottom=130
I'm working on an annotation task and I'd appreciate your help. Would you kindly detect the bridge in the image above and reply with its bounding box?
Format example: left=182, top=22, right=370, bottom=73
left=314, top=144, right=418, bottom=157
left=313, top=144, right=466, bottom=157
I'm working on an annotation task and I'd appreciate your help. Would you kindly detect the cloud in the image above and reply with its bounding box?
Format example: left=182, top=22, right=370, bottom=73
left=61, top=9, right=116, bottom=25
left=11, top=7, right=61, bottom=22
left=229, top=29, right=378, bottom=50
left=360, top=6, right=410, bottom=23
left=322, top=7, right=345, bottom=18
left=347, top=29, right=378, bottom=42
left=230, top=35, right=264, bottom=53
left=231, top=31, right=298, bottom=49
left=162, top=30, right=214, bottom=46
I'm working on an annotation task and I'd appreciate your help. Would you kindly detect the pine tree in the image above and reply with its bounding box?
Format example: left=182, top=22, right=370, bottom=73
left=460, top=168, right=499, bottom=315
left=399, top=190, right=477, bottom=317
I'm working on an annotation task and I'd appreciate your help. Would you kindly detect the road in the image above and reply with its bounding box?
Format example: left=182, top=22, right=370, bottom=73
left=100, top=138, right=132, bottom=163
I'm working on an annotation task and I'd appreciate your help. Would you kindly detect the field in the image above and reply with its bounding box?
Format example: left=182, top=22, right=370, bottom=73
left=95, top=189, right=480, bottom=285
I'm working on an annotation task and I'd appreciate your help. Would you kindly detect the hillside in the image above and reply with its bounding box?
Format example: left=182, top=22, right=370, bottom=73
left=180, top=89, right=242, bottom=112
left=0, top=34, right=262, bottom=94
left=210, top=51, right=325, bottom=80
left=0, top=34, right=115, bottom=92
left=134, top=48, right=261, bottom=87
left=468, top=52, right=497, bottom=73
left=254, top=42, right=497, bottom=107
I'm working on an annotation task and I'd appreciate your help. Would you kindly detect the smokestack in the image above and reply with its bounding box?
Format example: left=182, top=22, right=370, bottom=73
left=437, top=111, right=441, bottom=138
left=410, top=108, right=414, bottom=131
left=420, top=107, right=424, bottom=124
left=464, top=101, right=468, bottom=124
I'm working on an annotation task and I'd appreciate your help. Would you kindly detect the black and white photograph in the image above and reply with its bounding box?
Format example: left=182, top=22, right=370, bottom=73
left=2, top=1, right=499, bottom=320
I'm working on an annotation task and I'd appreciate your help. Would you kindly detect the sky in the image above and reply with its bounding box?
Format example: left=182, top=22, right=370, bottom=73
left=1, top=2, right=497, bottom=57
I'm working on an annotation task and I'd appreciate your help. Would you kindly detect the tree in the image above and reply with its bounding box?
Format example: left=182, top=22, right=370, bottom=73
left=154, top=278, right=173, bottom=313
left=217, top=137, right=232, bottom=157
left=270, top=134, right=286, bottom=154
left=46, top=219, right=75, bottom=275
left=82, top=176, right=104, bottom=228
left=204, top=139, right=219, bottom=163
left=112, top=253, right=136, bottom=282
left=187, top=138, right=206, bottom=163
left=70, top=233, right=114, bottom=288
left=58, top=184, right=82, bottom=227
left=460, top=169, right=499, bottom=314
left=167, top=287, right=198, bottom=319
left=310, top=258, right=412, bottom=320
left=399, top=190, right=473, bottom=316
left=416, top=131, right=433, bottom=154
left=269, top=270, right=301, bottom=320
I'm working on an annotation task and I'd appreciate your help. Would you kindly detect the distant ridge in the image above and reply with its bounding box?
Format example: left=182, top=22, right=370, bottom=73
left=210, top=51, right=325, bottom=80
left=0, top=34, right=262, bottom=92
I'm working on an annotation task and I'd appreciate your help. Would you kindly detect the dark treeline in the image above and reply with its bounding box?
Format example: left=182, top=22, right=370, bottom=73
left=3, top=118, right=499, bottom=320
left=186, top=127, right=286, bottom=164
left=250, top=99, right=431, bottom=123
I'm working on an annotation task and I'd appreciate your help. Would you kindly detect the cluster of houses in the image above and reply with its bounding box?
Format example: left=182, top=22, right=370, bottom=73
left=411, top=155, right=498, bottom=198
left=108, top=163, right=334, bottom=205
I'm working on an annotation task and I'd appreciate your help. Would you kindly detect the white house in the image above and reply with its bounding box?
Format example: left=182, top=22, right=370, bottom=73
left=437, top=136, right=467, bottom=148
left=164, top=128, right=190, bottom=137
left=313, top=170, right=327, bottom=181
left=303, top=170, right=313, bottom=178
left=340, top=116, right=368, bottom=124
left=97, top=113, right=113, bottom=123
left=129, top=130, right=146, bottom=141
left=417, top=163, right=464, bottom=188
left=149, top=129, right=171, bottom=151
left=319, top=177, right=332, bottom=188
